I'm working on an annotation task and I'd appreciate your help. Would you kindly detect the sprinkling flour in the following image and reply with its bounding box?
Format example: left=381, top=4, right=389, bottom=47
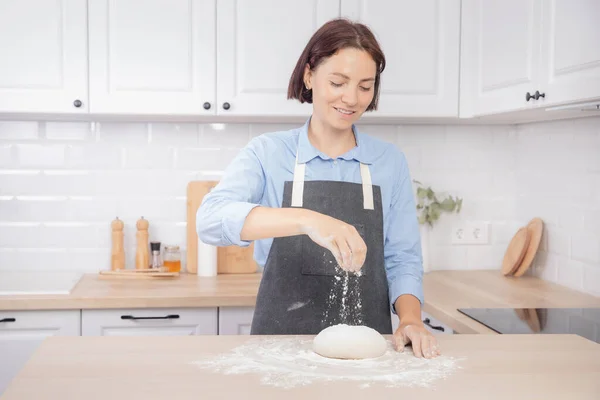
left=191, top=337, right=464, bottom=390
left=323, top=262, right=364, bottom=326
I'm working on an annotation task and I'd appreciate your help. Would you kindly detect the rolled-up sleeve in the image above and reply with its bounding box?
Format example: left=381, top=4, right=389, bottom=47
left=196, top=137, right=265, bottom=247
left=384, top=149, right=424, bottom=314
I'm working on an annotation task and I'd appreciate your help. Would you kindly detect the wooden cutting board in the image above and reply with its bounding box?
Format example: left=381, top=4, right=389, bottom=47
left=512, top=218, right=544, bottom=277
left=501, top=227, right=531, bottom=276
left=186, top=181, right=257, bottom=274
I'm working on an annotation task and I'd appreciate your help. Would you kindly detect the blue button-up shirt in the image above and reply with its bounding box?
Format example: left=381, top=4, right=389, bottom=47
left=197, top=118, right=424, bottom=313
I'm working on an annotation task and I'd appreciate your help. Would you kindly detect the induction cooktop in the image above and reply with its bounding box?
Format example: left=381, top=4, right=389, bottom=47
left=457, top=307, right=600, bottom=344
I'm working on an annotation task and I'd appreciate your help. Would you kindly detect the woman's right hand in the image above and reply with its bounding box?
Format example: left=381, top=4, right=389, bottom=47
left=300, top=211, right=367, bottom=273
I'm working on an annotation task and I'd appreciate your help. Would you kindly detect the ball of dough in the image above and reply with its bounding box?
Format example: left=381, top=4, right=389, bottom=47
left=313, top=324, right=388, bottom=360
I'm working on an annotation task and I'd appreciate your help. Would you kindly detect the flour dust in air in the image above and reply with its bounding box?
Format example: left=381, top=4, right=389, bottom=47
left=191, top=337, right=464, bottom=390
left=323, top=262, right=364, bottom=327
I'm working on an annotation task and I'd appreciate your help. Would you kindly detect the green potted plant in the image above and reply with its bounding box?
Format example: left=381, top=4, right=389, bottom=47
left=413, top=180, right=462, bottom=273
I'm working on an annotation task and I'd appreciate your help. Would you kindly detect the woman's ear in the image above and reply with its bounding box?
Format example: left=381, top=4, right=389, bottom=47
left=303, top=63, right=312, bottom=90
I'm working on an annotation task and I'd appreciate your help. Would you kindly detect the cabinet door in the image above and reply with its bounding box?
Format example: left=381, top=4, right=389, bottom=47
left=538, top=0, right=600, bottom=107
left=218, top=307, right=254, bottom=335
left=88, top=0, right=216, bottom=115
left=0, top=310, right=80, bottom=396
left=216, top=0, right=340, bottom=116
left=460, top=0, right=543, bottom=117
left=0, top=0, right=88, bottom=113
left=342, top=0, right=460, bottom=117
left=81, top=308, right=217, bottom=336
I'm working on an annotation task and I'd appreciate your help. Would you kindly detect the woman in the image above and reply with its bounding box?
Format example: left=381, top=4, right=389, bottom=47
left=197, top=18, right=440, bottom=359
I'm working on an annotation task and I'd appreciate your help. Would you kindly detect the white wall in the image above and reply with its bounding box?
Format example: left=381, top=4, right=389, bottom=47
left=0, top=116, right=598, bottom=296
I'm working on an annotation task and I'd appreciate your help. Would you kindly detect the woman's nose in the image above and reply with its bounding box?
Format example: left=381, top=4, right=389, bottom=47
left=341, top=88, right=358, bottom=107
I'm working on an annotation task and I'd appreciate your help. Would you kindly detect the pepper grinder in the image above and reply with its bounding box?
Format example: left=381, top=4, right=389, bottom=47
left=150, top=241, right=162, bottom=270
left=135, top=217, right=150, bottom=270
left=111, top=217, right=125, bottom=270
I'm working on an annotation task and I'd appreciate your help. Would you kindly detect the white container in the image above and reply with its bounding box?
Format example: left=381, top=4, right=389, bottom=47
left=197, top=237, right=217, bottom=276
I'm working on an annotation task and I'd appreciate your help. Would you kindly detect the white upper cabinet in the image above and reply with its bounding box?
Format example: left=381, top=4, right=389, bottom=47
left=88, top=0, right=216, bottom=115
left=459, top=0, right=543, bottom=117
left=0, top=0, right=597, bottom=119
left=341, top=0, right=461, bottom=117
left=460, top=0, right=600, bottom=117
left=0, top=0, right=88, bottom=113
left=216, top=0, right=340, bottom=116
left=538, top=0, right=600, bottom=108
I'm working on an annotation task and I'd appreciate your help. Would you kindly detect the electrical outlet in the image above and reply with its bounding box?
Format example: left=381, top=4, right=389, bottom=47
left=451, top=222, right=490, bottom=245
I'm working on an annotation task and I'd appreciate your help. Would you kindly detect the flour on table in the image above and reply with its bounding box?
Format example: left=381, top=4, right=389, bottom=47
left=191, top=337, right=464, bottom=390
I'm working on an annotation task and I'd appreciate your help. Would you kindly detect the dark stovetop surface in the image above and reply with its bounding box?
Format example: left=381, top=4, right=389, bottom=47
left=457, top=307, right=600, bottom=344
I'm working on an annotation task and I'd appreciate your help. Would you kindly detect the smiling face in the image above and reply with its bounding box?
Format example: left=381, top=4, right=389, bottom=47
left=303, top=47, right=377, bottom=133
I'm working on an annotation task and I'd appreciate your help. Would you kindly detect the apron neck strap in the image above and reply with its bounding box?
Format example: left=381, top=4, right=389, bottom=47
left=291, top=153, right=374, bottom=210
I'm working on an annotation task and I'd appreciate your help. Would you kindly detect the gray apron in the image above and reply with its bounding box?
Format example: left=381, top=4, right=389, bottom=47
left=250, top=154, right=392, bottom=335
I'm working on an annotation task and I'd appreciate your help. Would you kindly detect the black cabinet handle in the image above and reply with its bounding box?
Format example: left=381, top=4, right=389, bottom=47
left=423, top=318, right=445, bottom=332
left=222, top=102, right=230, bottom=110
left=73, top=99, right=82, bottom=108
left=526, top=91, right=546, bottom=101
left=203, top=102, right=211, bottom=110
left=0, top=318, right=16, bottom=323
left=121, top=314, right=180, bottom=321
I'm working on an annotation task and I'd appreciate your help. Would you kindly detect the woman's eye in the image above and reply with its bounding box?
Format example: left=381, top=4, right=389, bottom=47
left=360, top=86, right=372, bottom=92
left=329, top=81, right=343, bottom=87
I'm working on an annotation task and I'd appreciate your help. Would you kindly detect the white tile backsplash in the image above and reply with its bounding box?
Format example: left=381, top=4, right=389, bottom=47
left=16, top=144, right=66, bottom=167
left=0, top=116, right=598, bottom=298
left=0, top=145, right=13, bottom=167
left=45, top=122, right=91, bottom=141
left=0, top=121, right=38, bottom=140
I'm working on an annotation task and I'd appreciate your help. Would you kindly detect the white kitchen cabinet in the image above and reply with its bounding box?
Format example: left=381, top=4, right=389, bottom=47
left=460, top=0, right=543, bottom=117
left=218, top=307, right=254, bottom=335
left=341, top=0, right=461, bottom=117
left=0, top=310, right=80, bottom=396
left=460, top=0, right=600, bottom=117
left=538, top=0, right=600, bottom=108
left=391, top=310, right=454, bottom=335
left=81, top=308, right=217, bottom=336
left=88, top=0, right=216, bottom=115
left=216, top=0, right=339, bottom=117
left=0, top=0, right=88, bottom=114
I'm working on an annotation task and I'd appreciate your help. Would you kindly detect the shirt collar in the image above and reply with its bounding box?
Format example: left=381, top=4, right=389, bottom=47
left=296, top=117, right=374, bottom=164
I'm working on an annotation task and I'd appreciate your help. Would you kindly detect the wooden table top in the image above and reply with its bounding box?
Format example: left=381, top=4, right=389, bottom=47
left=2, top=334, right=599, bottom=400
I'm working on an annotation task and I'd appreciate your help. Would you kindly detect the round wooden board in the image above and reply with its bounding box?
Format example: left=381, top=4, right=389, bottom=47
left=525, top=308, right=542, bottom=332
left=501, top=227, right=531, bottom=276
left=513, top=218, right=544, bottom=277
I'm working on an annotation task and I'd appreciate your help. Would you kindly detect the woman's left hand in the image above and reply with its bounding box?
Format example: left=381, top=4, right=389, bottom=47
left=393, top=322, right=441, bottom=359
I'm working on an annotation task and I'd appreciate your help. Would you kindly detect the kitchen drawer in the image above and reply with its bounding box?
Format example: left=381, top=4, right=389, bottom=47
left=0, top=310, right=80, bottom=395
left=81, top=308, right=217, bottom=336
left=391, top=310, right=455, bottom=335
left=218, top=307, right=254, bottom=335
left=422, top=311, right=455, bottom=334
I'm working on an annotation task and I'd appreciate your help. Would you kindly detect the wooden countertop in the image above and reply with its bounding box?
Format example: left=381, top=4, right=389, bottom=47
left=2, top=334, right=599, bottom=399
left=422, top=270, right=600, bottom=334
left=1, top=270, right=599, bottom=335
left=0, top=272, right=263, bottom=310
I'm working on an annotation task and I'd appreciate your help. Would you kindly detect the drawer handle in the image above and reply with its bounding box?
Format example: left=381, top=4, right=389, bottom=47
left=423, top=318, right=445, bottom=332
left=0, top=318, right=16, bottom=323
left=121, top=314, right=180, bottom=321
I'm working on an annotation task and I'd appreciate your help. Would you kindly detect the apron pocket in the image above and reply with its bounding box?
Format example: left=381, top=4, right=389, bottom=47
left=300, top=223, right=366, bottom=276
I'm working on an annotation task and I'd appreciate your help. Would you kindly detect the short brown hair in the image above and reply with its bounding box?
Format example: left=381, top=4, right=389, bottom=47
left=287, top=18, right=386, bottom=111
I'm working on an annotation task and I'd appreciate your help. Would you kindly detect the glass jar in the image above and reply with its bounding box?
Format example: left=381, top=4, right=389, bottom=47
left=163, top=245, right=181, bottom=272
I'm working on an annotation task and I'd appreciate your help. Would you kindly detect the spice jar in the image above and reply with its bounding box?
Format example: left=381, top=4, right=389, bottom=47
left=163, top=245, right=181, bottom=272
